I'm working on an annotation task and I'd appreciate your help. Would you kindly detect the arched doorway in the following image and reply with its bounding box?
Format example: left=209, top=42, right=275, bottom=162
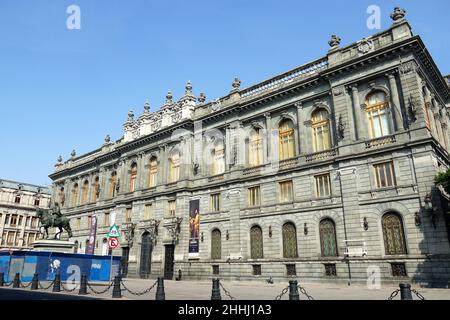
left=139, top=232, right=153, bottom=279
left=319, top=219, right=338, bottom=257
left=382, top=212, right=407, bottom=255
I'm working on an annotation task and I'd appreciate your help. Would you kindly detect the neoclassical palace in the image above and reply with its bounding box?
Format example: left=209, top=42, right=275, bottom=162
left=50, top=8, right=450, bottom=285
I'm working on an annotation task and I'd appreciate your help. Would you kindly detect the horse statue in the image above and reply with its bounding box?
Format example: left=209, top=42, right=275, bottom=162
left=36, top=202, right=73, bottom=239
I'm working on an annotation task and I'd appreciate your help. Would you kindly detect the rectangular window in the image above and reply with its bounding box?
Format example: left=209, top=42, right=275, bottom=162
left=248, top=187, right=261, bottom=207
left=252, top=265, right=262, bottom=276
left=286, top=264, right=296, bottom=276
left=10, top=215, right=18, bottom=227
left=5, top=215, right=10, bottom=225
left=279, top=181, right=293, bottom=203
left=77, top=217, right=81, bottom=230
left=31, top=217, right=38, bottom=228
left=315, top=174, right=331, bottom=198
left=210, top=194, right=221, bottom=212
left=26, top=216, right=30, bottom=227
left=7, top=232, right=15, bottom=246
left=1, top=232, right=6, bottom=245
left=212, top=265, right=220, bottom=275
left=34, top=199, right=40, bottom=206
left=88, top=215, right=92, bottom=228
left=18, top=216, right=23, bottom=226
left=14, top=196, right=21, bottom=204
left=168, top=201, right=176, bottom=217
left=374, top=162, right=396, bottom=188
left=103, top=212, right=110, bottom=227
left=324, top=264, right=337, bottom=277
left=391, top=263, right=407, bottom=277
left=144, top=204, right=154, bottom=220
left=125, top=209, right=132, bottom=223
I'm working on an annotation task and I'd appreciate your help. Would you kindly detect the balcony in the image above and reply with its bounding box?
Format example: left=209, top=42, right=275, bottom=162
left=277, top=157, right=299, bottom=170
left=365, top=135, right=396, bottom=149
left=208, top=174, right=224, bottom=183
left=243, top=164, right=265, bottom=176
left=305, top=148, right=338, bottom=162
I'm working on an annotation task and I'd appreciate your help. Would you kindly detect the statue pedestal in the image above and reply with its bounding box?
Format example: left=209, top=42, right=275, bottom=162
left=32, top=239, right=75, bottom=254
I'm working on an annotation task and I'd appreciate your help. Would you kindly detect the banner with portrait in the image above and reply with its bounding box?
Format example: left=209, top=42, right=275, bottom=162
left=86, top=214, right=98, bottom=255
left=188, top=200, right=200, bottom=257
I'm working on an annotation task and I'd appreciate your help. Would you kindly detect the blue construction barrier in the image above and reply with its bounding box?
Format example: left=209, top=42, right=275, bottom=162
left=0, top=251, right=121, bottom=282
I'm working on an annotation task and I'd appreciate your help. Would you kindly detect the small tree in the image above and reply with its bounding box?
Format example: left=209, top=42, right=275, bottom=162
left=435, top=169, right=450, bottom=195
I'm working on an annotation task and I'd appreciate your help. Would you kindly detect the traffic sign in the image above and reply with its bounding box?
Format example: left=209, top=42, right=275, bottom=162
left=108, top=224, right=121, bottom=238
left=108, top=237, right=119, bottom=249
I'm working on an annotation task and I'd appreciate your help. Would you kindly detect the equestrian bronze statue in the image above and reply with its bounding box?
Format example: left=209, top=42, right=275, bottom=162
left=36, top=202, right=73, bottom=239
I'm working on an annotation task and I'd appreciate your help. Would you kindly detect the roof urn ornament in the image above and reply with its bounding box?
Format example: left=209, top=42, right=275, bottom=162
left=104, top=134, right=111, bottom=144
left=57, top=155, right=63, bottom=163
left=390, top=7, right=406, bottom=23
left=185, top=81, right=193, bottom=95
left=198, top=92, right=206, bottom=104
left=70, top=149, right=76, bottom=159
left=231, top=77, right=241, bottom=92
left=328, top=35, right=341, bottom=51
left=144, top=101, right=150, bottom=113
left=127, top=110, right=134, bottom=121
left=165, top=90, right=173, bottom=104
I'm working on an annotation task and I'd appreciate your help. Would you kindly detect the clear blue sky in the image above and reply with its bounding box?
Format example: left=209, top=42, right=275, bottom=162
left=0, top=0, right=449, bottom=187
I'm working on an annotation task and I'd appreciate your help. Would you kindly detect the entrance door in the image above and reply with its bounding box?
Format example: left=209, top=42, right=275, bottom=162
left=164, top=245, right=175, bottom=280
left=121, top=247, right=130, bottom=278
left=139, top=232, right=153, bottom=279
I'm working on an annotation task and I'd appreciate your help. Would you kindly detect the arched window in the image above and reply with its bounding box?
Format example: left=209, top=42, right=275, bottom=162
left=109, top=172, right=117, bottom=198
left=169, top=152, right=180, bottom=183
left=250, top=226, right=264, bottom=259
left=282, top=222, right=298, bottom=258
left=211, top=229, right=222, bottom=260
left=312, top=109, right=331, bottom=152
left=366, top=91, right=391, bottom=138
left=148, top=157, right=158, bottom=188
left=81, top=180, right=89, bottom=204
left=212, top=142, right=225, bottom=175
left=129, top=163, right=137, bottom=192
left=92, top=177, right=100, bottom=202
left=59, top=187, right=65, bottom=207
left=319, top=219, right=338, bottom=257
left=279, top=119, right=295, bottom=160
left=382, top=212, right=407, bottom=255
left=71, top=183, right=79, bottom=207
left=248, top=128, right=263, bottom=167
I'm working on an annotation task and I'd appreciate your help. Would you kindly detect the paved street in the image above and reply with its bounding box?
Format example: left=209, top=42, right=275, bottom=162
left=1, top=278, right=450, bottom=300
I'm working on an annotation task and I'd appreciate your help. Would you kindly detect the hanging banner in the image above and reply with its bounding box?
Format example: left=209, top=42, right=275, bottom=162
left=188, top=200, right=200, bottom=257
left=86, top=214, right=98, bottom=255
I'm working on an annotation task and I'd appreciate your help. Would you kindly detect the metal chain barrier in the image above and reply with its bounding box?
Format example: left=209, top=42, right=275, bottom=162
left=38, top=279, right=56, bottom=290
left=274, top=286, right=289, bottom=300
left=20, top=281, right=33, bottom=289
left=411, top=289, right=426, bottom=300
left=120, top=279, right=158, bottom=296
left=219, top=282, right=237, bottom=300
left=297, top=285, right=314, bottom=300
left=387, top=289, right=400, bottom=300
left=3, top=281, right=14, bottom=287
left=60, top=281, right=79, bottom=293
left=87, top=280, right=115, bottom=295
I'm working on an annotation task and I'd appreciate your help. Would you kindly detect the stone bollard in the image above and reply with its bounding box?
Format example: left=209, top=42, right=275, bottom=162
left=211, top=278, right=221, bottom=300
left=399, top=283, right=413, bottom=300
left=31, top=273, right=39, bottom=290
left=288, top=280, right=300, bottom=300
left=0, top=272, right=4, bottom=287
left=112, top=276, right=122, bottom=298
left=155, top=277, right=165, bottom=300
left=13, top=273, right=20, bottom=288
left=53, top=273, right=61, bottom=292
left=78, top=274, right=88, bottom=295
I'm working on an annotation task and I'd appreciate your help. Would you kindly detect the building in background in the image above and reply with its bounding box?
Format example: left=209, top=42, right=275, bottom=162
left=0, top=179, right=51, bottom=251
left=49, top=8, right=450, bottom=286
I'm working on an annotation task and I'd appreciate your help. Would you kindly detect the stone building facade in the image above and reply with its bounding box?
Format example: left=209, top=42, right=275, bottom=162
left=49, top=8, right=450, bottom=286
left=0, top=179, right=51, bottom=251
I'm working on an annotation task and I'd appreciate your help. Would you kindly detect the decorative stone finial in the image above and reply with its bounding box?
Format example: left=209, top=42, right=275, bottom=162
left=232, top=78, right=241, bottom=91
left=185, top=81, right=193, bottom=95
left=104, top=134, right=111, bottom=144
left=390, top=7, right=406, bottom=23
left=57, top=155, right=63, bottom=163
left=198, top=92, right=206, bottom=104
left=328, top=35, right=341, bottom=50
left=165, top=90, right=173, bottom=104
left=127, top=110, right=134, bottom=121
left=71, top=150, right=76, bottom=158
left=144, top=101, right=150, bottom=113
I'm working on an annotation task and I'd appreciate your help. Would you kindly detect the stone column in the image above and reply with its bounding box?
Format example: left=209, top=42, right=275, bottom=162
left=350, top=84, right=364, bottom=140
left=264, top=112, right=272, bottom=162
left=295, top=103, right=303, bottom=155
left=159, top=144, right=167, bottom=184
left=225, top=125, right=231, bottom=169
left=119, top=160, right=128, bottom=194
left=138, top=153, right=145, bottom=190
left=387, top=72, right=404, bottom=131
